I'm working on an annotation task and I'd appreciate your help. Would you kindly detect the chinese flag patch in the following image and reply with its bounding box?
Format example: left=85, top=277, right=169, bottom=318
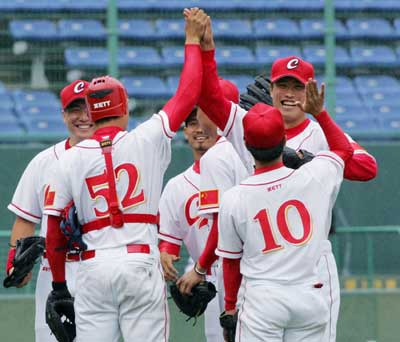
left=44, top=186, right=55, bottom=207
left=199, top=189, right=219, bottom=208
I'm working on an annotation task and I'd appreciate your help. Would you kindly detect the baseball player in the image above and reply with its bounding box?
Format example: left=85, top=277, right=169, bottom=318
left=217, top=93, right=354, bottom=341
left=159, top=78, right=241, bottom=342
left=43, top=9, right=208, bottom=342
left=5, top=79, right=94, bottom=341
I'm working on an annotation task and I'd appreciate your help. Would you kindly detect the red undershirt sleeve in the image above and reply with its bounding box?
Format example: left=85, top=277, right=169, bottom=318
left=315, top=110, right=353, bottom=162
left=343, top=142, right=378, bottom=181
left=198, top=49, right=232, bottom=131
left=46, top=215, right=67, bottom=283
left=162, top=44, right=203, bottom=132
left=223, top=257, right=242, bottom=311
left=198, top=213, right=219, bottom=270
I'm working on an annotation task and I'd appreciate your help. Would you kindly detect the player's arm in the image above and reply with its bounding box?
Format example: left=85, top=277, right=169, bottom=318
left=343, top=139, right=378, bottom=181
left=162, top=9, right=206, bottom=132
left=159, top=241, right=181, bottom=282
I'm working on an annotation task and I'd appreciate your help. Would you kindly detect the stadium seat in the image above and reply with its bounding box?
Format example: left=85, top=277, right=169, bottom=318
left=350, top=46, right=398, bottom=68
left=215, top=46, right=255, bottom=68
left=346, top=18, right=395, bottom=40
left=361, top=91, right=400, bottom=107
left=119, top=20, right=156, bottom=40
left=255, top=45, right=302, bottom=66
left=336, top=116, right=379, bottom=132
left=335, top=104, right=370, bottom=117
left=224, top=75, right=254, bottom=93
left=9, top=20, right=58, bottom=40
left=12, top=90, right=58, bottom=109
left=117, top=0, right=153, bottom=11
left=303, top=46, right=351, bottom=68
left=2, top=0, right=64, bottom=12
left=60, top=0, right=107, bottom=11
left=276, top=0, right=324, bottom=11
left=155, top=19, right=185, bottom=39
left=118, top=47, right=161, bottom=68
left=393, top=19, right=400, bottom=38
left=335, top=0, right=400, bottom=12
left=381, top=116, right=400, bottom=132
left=354, top=75, right=400, bottom=94
left=65, top=48, right=108, bottom=68
left=0, top=81, right=6, bottom=94
left=0, top=122, right=24, bottom=134
left=120, top=76, right=169, bottom=99
left=58, top=20, right=106, bottom=40
left=299, top=19, right=348, bottom=40
left=16, top=105, right=61, bottom=119
left=336, top=92, right=363, bottom=107
left=212, top=19, right=253, bottom=40
left=0, top=94, right=15, bottom=111
left=24, top=117, right=67, bottom=134
left=0, top=111, right=19, bottom=123
left=335, top=76, right=357, bottom=94
left=371, top=105, right=400, bottom=117
left=253, top=19, right=300, bottom=40
left=166, top=76, right=180, bottom=96
left=162, top=46, right=184, bottom=67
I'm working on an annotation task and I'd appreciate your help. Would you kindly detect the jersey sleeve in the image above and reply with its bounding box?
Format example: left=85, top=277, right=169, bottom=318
left=220, top=103, right=254, bottom=174
left=158, top=179, right=184, bottom=246
left=216, top=188, right=244, bottom=259
left=42, top=160, right=72, bottom=217
left=8, top=156, right=42, bottom=223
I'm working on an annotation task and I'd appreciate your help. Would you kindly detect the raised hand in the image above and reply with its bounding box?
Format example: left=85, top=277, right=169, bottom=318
left=201, top=16, right=214, bottom=51
left=295, top=78, right=325, bottom=116
left=183, top=7, right=208, bottom=45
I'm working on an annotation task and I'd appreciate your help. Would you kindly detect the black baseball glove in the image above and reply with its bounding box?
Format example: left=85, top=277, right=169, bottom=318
left=170, top=281, right=217, bottom=324
left=283, top=146, right=315, bottom=169
left=46, top=282, right=76, bottom=342
left=239, top=74, right=273, bottom=110
left=220, top=310, right=238, bottom=342
left=3, top=236, right=45, bottom=288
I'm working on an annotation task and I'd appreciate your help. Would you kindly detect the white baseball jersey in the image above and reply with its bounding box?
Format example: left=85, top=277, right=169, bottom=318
left=216, top=151, right=344, bottom=284
left=158, top=164, right=211, bottom=261
left=43, top=112, right=173, bottom=251
left=198, top=136, right=248, bottom=216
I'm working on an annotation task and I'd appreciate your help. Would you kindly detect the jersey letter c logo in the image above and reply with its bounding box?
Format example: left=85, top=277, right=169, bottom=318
left=287, top=58, right=299, bottom=70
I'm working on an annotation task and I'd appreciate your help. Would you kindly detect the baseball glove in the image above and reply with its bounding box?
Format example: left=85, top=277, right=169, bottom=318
left=170, top=281, right=217, bottom=324
left=239, top=74, right=273, bottom=110
left=283, top=146, right=315, bottom=169
left=220, top=311, right=238, bottom=342
left=3, top=236, right=45, bottom=288
left=46, top=282, right=76, bottom=342
left=60, top=201, right=87, bottom=252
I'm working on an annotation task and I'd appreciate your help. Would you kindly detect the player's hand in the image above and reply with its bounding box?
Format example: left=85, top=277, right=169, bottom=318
left=201, top=16, right=215, bottom=51
left=184, top=7, right=208, bottom=45
left=176, top=268, right=205, bottom=295
left=295, top=78, right=325, bottom=116
left=160, top=252, right=180, bottom=282
left=8, top=268, right=32, bottom=288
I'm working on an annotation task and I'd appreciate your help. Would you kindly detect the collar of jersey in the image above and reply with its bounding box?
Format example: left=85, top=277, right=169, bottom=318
left=91, top=126, right=124, bottom=142
left=192, top=160, right=200, bottom=174
left=65, top=138, right=71, bottom=150
left=254, top=161, right=284, bottom=175
left=285, top=118, right=311, bottom=140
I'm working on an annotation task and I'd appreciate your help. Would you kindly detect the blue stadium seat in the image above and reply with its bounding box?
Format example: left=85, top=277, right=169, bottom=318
left=212, top=19, right=253, bottom=40
left=0, top=122, right=24, bottom=134
left=117, top=0, right=153, bottom=11
left=9, top=20, right=58, bottom=40
left=381, top=116, right=400, bottom=132
left=276, top=0, right=323, bottom=11
left=371, top=104, right=400, bottom=117
left=118, top=47, right=161, bottom=68
left=335, top=104, right=370, bottom=117
left=65, top=48, right=108, bottom=68
left=303, top=46, right=351, bottom=68
left=12, top=90, right=58, bottom=109
left=336, top=116, right=379, bottom=132
left=119, top=20, right=155, bottom=40
left=16, top=105, right=61, bottom=119
left=0, top=81, right=6, bottom=94
left=224, top=75, right=254, bottom=94
left=60, top=0, right=107, bottom=11
left=350, top=46, right=398, bottom=68
left=0, top=94, right=15, bottom=110
left=314, top=76, right=356, bottom=94
left=253, top=19, right=300, bottom=40
left=215, top=46, right=255, bottom=68
left=336, top=92, right=363, bottom=107
left=155, top=19, right=185, bottom=39
left=300, top=19, right=348, bottom=40
left=255, top=45, right=302, bottom=65
left=58, top=20, right=105, bottom=40
left=354, top=75, right=400, bottom=94
left=0, top=111, right=19, bottom=123
left=120, top=76, right=169, bottom=99
left=393, top=19, right=400, bottom=39
left=162, top=46, right=184, bottom=67
left=2, top=0, right=64, bottom=12
left=335, top=0, right=400, bottom=12
left=346, top=18, right=395, bottom=40
left=166, top=76, right=180, bottom=95
left=25, top=117, right=67, bottom=134
left=361, top=91, right=400, bottom=107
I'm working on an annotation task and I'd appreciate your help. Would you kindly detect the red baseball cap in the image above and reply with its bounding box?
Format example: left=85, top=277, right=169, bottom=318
left=60, top=80, right=90, bottom=109
left=219, top=78, right=239, bottom=104
left=270, top=56, right=314, bottom=84
left=243, top=103, right=285, bottom=149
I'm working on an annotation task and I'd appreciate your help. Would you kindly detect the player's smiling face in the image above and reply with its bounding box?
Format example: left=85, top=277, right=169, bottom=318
left=271, top=77, right=307, bottom=128
left=184, top=108, right=216, bottom=155
left=63, top=99, right=95, bottom=145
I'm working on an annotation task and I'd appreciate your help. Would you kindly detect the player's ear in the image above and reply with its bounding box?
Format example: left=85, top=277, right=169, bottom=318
left=62, top=110, right=67, bottom=125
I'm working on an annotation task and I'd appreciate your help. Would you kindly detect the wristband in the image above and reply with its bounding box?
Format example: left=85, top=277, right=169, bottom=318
left=194, top=262, right=207, bottom=276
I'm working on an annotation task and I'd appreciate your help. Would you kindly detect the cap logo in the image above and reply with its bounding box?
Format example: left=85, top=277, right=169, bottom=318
left=93, top=100, right=111, bottom=109
left=73, top=81, right=85, bottom=94
left=287, top=58, right=299, bottom=70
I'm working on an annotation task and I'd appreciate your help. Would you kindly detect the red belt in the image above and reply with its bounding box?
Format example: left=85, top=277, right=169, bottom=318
left=82, top=214, right=158, bottom=234
left=43, top=251, right=81, bottom=262
left=81, top=244, right=150, bottom=261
